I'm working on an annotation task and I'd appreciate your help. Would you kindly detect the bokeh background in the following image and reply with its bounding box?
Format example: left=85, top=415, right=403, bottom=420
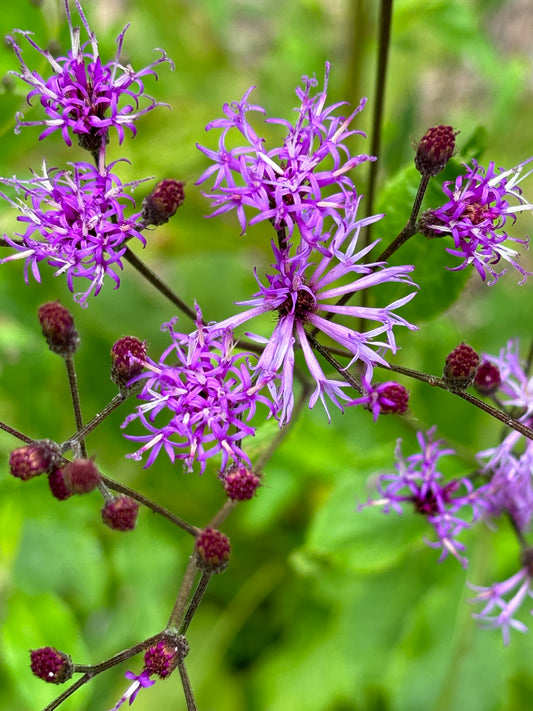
left=1, top=0, right=533, bottom=709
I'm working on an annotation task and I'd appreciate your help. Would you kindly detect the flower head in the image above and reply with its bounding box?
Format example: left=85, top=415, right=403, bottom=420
left=348, top=378, right=409, bottom=421
left=7, top=0, right=173, bottom=149
left=214, top=203, right=417, bottom=424
left=360, top=427, right=487, bottom=567
left=0, top=161, right=148, bottom=307
left=196, top=62, right=374, bottom=250
left=122, top=308, right=274, bottom=473
left=423, top=159, right=533, bottom=284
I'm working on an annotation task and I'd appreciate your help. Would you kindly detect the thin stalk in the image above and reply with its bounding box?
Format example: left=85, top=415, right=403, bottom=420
left=179, top=571, right=212, bottom=635
left=167, top=556, right=199, bottom=629
left=306, top=333, right=364, bottom=395
left=64, top=355, right=87, bottom=458
left=123, top=246, right=198, bottom=323
left=177, top=659, right=198, bottom=711
left=0, top=421, right=33, bottom=443
left=64, top=393, right=127, bottom=446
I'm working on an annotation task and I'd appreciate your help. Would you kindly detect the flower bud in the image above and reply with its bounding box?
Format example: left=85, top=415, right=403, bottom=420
left=415, top=125, right=457, bottom=177
left=195, top=527, right=231, bottom=574
left=111, top=336, right=146, bottom=390
left=143, top=634, right=189, bottom=679
left=30, top=647, right=73, bottom=684
left=101, top=496, right=139, bottom=531
left=9, top=440, right=61, bottom=481
left=443, top=342, right=480, bottom=390
left=142, top=179, right=185, bottom=226
left=62, top=458, right=100, bottom=494
left=222, top=464, right=261, bottom=501
left=474, top=361, right=502, bottom=396
left=38, top=302, right=79, bottom=356
left=376, top=382, right=409, bottom=415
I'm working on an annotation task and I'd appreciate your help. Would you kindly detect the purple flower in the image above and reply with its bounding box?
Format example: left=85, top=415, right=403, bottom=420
left=214, top=203, right=417, bottom=424
left=469, top=550, right=533, bottom=645
left=424, top=159, right=533, bottom=284
left=0, top=161, right=148, bottom=307
left=479, top=452, right=533, bottom=533
left=360, top=427, right=487, bottom=567
left=7, top=0, right=173, bottom=149
left=107, top=670, right=155, bottom=710
left=196, top=62, right=374, bottom=250
left=122, top=308, right=274, bottom=473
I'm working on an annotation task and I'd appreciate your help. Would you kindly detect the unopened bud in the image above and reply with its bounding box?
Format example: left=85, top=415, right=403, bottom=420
left=142, top=179, right=185, bottom=226
left=415, top=125, right=457, bottom=177
left=38, top=302, right=79, bottom=356
left=30, top=647, right=73, bottom=684
left=443, top=342, right=480, bottom=390
left=9, top=440, right=61, bottom=481
left=62, top=458, right=100, bottom=494
left=143, top=634, right=189, bottom=679
left=474, top=360, right=502, bottom=396
left=222, top=464, right=261, bottom=501
left=101, top=496, right=139, bottom=531
left=195, top=527, right=231, bottom=574
left=48, top=468, right=73, bottom=501
left=111, top=336, right=146, bottom=390
left=376, top=382, right=409, bottom=415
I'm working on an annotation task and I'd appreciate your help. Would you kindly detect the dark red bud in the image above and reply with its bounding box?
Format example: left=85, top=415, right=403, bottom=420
left=195, top=527, right=231, bottom=574
left=443, top=342, right=480, bottom=390
left=30, top=647, right=73, bottom=684
left=38, top=302, right=79, bottom=356
left=62, top=458, right=100, bottom=494
left=142, top=179, right=185, bottom=226
left=143, top=634, right=189, bottom=679
left=9, top=440, right=61, bottom=481
left=111, top=336, right=146, bottom=390
left=378, top=383, right=409, bottom=415
left=474, top=361, right=502, bottom=396
left=415, top=125, right=457, bottom=177
left=48, top=468, right=74, bottom=501
left=222, top=464, right=261, bottom=501
left=101, top=496, right=139, bottom=531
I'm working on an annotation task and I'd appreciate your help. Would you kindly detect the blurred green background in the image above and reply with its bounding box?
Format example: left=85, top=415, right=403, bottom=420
left=1, top=0, right=533, bottom=710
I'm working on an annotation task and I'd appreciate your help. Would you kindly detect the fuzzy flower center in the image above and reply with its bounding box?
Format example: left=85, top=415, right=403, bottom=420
left=278, top=286, right=317, bottom=320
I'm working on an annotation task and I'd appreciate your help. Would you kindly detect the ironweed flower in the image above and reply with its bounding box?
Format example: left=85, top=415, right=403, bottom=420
left=469, top=549, right=533, bottom=645
left=360, top=427, right=487, bottom=567
left=123, top=308, right=274, bottom=473
left=0, top=161, right=148, bottom=307
left=214, top=202, right=417, bottom=424
left=422, top=159, right=533, bottom=284
left=7, top=0, right=173, bottom=149
left=196, top=62, right=374, bottom=250
left=348, top=377, right=409, bottom=421
left=107, top=670, right=155, bottom=711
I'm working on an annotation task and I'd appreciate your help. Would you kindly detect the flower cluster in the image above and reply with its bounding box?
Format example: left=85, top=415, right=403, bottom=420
left=422, top=159, right=533, bottom=285
left=123, top=309, right=274, bottom=473
left=7, top=0, right=172, bottom=150
left=360, top=427, right=487, bottom=567
left=0, top=162, right=148, bottom=307
left=198, top=68, right=418, bottom=424
left=197, top=62, right=373, bottom=250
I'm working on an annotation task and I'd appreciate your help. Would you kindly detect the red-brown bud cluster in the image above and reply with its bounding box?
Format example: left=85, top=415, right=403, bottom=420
left=415, top=125, right=457, bottom=177
left=9, top=440, right=61, bottom=481
left=141, top=179, right=185, bottom=226
left=111, top=336, right=146, bottom=390
left=222, top=464, right=261, bottom=501
left=101, top=496, right=139, bottom=531
left=30, top=647, right=73, bottom=684
left=195, top=527, right=231, bottom=574
left=38, top=302, right=79, bottom=356
left=443, top=342, right=480, bottom=390
left=48, top=468, right=74, bottom=501
left=378, top=383, right=410, bottom=415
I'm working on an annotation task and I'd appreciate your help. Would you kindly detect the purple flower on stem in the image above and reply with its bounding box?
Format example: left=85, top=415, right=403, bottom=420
left=348, top=377, right=409, bottom=421
left=122, top=308, right=274, bottom=473
left=214, top=202, right=417, bottom=424
left=0, top=161, right=149, bottom=307
left=479, top=452, right=533, bottom=534
left=469, top=549, right=533, bottom=645
left=196, top=62, right=374, bottom=250
left=360, top=427, right=487, bottom=567
left=107, top=670, right=155, bottom=710
left=424, top=159, right=533, bottom=284
left=7, top=0, right=173, bottom=149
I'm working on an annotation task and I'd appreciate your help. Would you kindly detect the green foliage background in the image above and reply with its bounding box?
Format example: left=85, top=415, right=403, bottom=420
left=0, top=1, right=533, bottom=710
